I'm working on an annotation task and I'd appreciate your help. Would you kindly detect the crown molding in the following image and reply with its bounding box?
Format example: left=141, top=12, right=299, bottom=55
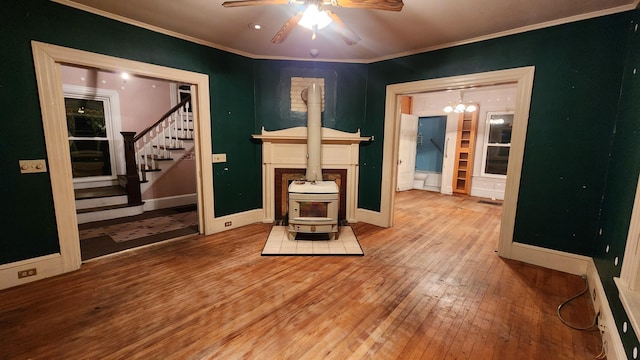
left=52, top=0, right=639, bottom=64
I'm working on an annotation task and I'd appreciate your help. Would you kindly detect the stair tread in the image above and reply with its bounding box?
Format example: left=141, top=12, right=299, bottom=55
left=144, top=156, right=173, bottom=161
left=152, top=146, right=185, bottom=150
left=75, top=186, right=127, bottom=200
left=76, top=202, right=143, bottom=214
left=165, top=137, right=194, bottom=140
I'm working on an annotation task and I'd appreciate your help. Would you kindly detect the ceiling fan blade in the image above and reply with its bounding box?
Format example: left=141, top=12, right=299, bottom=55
left=329, top=0, right=404, bottom=11
left=222, top=0, right=292, bottom=7
left=327, top=11, right=361, bottom=45
left=271, top=12, right=303, bottom=44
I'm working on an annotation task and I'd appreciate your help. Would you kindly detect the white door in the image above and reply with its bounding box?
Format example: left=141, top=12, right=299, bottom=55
left=396, top=113, right=419, bottom=191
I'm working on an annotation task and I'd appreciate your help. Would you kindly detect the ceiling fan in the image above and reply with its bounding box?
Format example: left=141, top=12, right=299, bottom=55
left=221, top=0, right=404, bottom=45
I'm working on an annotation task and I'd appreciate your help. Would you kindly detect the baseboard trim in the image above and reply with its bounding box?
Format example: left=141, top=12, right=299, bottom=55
left=508, top=241, right=590, bottom=275
left=588, top=260, right=626, bottom=360
left=0, top=254, right=66, bottom=290
left=142, top=193, right=197, bottom=211
left=507, top=242, right=625, bottom=359
left=355, top=208, right=389, bottom=228
left=211, top=209, right=264, bottom=233
left=469, top=188, right=504, bottom=201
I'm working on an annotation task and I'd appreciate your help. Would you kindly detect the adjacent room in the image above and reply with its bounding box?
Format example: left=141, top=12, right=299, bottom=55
left=2, top=0, right=640, bottom=358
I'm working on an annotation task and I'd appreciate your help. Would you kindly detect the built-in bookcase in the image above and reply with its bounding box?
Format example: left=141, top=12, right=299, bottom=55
left=452, top=108, right=479, bottom=195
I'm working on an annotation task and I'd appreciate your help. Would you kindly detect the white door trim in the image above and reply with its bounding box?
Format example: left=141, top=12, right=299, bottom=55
left=368, top=66, right=535, bottom=258
left=26, top=40, right=214, bottom=278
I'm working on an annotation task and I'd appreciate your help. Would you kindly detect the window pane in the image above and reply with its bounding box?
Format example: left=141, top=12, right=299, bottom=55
left=488, top=114, right=513, bottom=144
left=65, top=98, right=106, bottom=138
left=69, top=140, right=112, bottom=178
left=485, top=146, right=509, bottom=175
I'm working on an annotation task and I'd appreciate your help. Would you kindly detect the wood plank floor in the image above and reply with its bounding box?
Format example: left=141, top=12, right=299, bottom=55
left=0, top=190, right=602, bottom=359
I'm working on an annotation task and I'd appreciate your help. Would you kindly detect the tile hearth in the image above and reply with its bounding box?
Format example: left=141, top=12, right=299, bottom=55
left=261, top=226, right=363, bottom=256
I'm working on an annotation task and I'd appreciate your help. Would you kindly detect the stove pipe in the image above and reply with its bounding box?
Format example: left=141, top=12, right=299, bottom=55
left=303, top=83, right=322, bottom=182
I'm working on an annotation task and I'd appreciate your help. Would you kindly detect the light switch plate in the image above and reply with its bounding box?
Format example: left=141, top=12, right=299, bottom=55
left=19, top=159, right=47, bottom=174
left=212, top=153, right=227, bottom=163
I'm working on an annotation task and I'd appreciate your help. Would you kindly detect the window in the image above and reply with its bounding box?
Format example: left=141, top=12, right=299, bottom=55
left=65, top=97, right=114, bottom=179
left=482, top=112, right=514, bottom=177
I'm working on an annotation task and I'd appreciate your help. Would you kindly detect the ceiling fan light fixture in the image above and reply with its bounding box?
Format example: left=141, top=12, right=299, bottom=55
left=299, top=4, right=332, bottom=30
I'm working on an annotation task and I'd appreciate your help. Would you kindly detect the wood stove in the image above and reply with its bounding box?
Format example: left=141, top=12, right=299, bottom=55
left=288, top=180, right=339, bottom=240
left=287, top=82, right=339, bottom=240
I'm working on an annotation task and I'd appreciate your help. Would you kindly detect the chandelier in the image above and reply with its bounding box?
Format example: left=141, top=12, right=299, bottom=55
left=443, top=100, right=477, bottom=114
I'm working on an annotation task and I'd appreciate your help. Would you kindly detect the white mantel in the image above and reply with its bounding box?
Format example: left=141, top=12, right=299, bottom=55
left=252, top=126, right=371, bottom=223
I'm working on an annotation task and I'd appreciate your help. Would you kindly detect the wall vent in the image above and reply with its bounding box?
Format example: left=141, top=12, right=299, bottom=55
left=290, top=77, right=325, bottom=112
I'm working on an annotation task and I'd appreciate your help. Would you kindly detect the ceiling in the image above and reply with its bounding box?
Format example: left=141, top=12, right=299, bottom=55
left=54, top=0, right=638, bottom=63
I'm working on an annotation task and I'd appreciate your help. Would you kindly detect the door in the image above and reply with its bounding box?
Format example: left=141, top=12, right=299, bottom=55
left=396, top=113, right=419, bottom=191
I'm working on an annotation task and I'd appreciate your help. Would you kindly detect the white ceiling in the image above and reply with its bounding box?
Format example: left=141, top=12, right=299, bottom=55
left=54, top=0, right=638, bottom=63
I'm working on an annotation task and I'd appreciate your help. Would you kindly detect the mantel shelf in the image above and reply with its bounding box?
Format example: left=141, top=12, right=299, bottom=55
left=252, top=126, right=372, bottom=144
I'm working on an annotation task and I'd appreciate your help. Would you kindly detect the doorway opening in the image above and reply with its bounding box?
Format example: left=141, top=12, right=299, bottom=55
left=60, top=65, right=201, bottom=260
left=31, top=41, right=214, bottom=272
left=396, top=114, right=447, bottom=193
left=380, top=67, right=535, bottom=258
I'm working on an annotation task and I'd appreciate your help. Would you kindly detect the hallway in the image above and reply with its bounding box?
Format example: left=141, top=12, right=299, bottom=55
left=78, top=205, right=198, bottom=260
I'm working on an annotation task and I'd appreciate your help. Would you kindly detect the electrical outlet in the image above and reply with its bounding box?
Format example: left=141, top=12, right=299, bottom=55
left=225, top=221, right=232, bottom=227
left=18, top=268, right=37, bottom=279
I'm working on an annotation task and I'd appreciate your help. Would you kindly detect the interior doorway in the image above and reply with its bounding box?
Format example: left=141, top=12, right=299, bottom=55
left=31, top=41, right=214, bottom=273
left=396, top=113, right=447, bottom=193
left=60, top=66, right=201, bottom=260
left=380, top=67, right=535, bottom=258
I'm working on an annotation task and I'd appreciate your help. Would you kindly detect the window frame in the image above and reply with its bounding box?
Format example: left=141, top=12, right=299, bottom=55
left=480, top=111, right=514, bottom=178
left=63, top=85, right=123, bottom=183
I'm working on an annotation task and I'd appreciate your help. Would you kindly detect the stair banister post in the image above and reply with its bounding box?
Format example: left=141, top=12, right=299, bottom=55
left=120, top=132, right=143, bottom=206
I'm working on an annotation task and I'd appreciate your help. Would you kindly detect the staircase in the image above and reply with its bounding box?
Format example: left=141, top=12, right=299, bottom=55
left=75, top=184, right=142, bottom=224
left=75, top=96, right=193, bottom=224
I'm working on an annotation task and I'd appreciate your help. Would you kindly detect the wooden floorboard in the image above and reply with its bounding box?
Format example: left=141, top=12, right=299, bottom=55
left=0, top=190, right=603, bottom=359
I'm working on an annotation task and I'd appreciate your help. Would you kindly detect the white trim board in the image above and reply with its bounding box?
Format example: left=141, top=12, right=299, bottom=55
left=211, top=209, right=264, bottom=233
left=591, top=262, right=627, bottom=360
left=0, top=254, right=64, bottom=291
left=142, top=194, right=198, bottom=211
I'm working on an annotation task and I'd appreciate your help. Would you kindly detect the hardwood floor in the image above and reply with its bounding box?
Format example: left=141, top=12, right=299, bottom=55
left=0, top=190, right=602, bottom=359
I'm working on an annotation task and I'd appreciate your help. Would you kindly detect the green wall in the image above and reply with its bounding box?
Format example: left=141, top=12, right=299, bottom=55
left=253, top=60, right=367, bottom=132
left=595, top=10, right=640, bottom=358
left=0, top=0, right=259, bottom=264
left=361, top=13, right=629, bottom=257
left=3, top=1, right=640, bottom=354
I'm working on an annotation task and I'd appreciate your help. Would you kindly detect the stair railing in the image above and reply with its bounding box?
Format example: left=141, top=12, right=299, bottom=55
left=133, top=95, right=192, bottom=182
left=120, top=95, right=192, bottom=206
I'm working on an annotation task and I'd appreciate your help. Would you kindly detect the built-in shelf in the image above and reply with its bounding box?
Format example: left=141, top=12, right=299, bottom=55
left=452, top=108, right=479, bottom=195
